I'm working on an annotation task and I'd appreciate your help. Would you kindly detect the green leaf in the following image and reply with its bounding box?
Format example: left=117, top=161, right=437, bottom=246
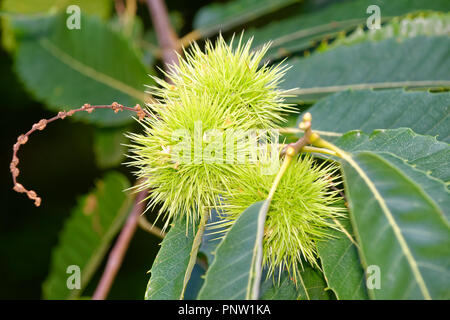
left=246, top=0, right=450, bottom=60
left=259, top=270, right=299, bottom=300
left=197, top=201, right=265, bottom=300
left=340, top=151, right=450, bottom=299
left=336, top=128, right=450, bottom=183
left=42, top=172, right=132, bottom=299
left=299, top=89, right=450, bottom=143
left=93, top=127, right=129, bottom=169
left=294, top=265, right=334, bottom=300
left=329, top=12, right=450, bottom=49
left=145, top=216, right=197, bottom=300
left=373, top=153, right=450, bottom=221
left=1, top=0, right=112, bottom=51
left=260, top=265, right=334, bottom=300
left=193, top=0, right=300, bottom=38
left=2, top=0, right=112, bottom=17
left=334, top=129, right=450, bottom=221
left=283, top=36, right=450, bottom=101
left=13, top=13, right=153, bottom=126
left=312, top=128, right=450, bottom=299
left=316, top=217, right=369, bottom=300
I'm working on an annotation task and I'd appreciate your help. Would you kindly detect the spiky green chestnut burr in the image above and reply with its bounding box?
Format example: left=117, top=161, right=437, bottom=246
left=150, top=35, right=292, bottom=130
left=127, top=35, right=291, bottom=229
left=220, top=155, right=346, bottom=282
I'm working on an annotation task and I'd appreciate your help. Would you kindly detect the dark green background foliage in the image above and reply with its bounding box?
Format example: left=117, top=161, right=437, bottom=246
left=0, top=0, right=208, bottom=299
left=1, top=0, right=449, bottom=300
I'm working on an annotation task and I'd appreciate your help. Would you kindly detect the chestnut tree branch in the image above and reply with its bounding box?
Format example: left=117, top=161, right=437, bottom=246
left=145, top=0, right=181, bottom=69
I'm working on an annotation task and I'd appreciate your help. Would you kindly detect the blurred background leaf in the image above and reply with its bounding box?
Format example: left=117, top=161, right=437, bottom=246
left=192, top=0, right=301, bottom=38
left=93, top=127, right=130, bottom=169
left=42, top=172, right=132, bottom=299
left=1, top=0, right=112, bottom=51
left=12, top=13, right=154, bottom=126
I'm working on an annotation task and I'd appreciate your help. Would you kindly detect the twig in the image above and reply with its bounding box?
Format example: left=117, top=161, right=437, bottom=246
left=10, top=103, right=150, bottom=207
left=281, top=112, right=314, bottom=157
left=92, top=188, right=148, bottom=300
left=145, top=0, right=180, bottom=69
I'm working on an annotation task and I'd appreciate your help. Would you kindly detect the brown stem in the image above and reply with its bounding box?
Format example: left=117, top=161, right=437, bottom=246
left=282, top=113, right=313, bottom=158
left=10, top=103, right=150, bottom=207
left=92, top=188, right=148, bottom=300
left=145, top=0, right=180, bottom=70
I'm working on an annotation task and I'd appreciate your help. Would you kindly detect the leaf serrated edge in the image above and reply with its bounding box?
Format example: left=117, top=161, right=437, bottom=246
left=374, top=151, right=450, bottom=222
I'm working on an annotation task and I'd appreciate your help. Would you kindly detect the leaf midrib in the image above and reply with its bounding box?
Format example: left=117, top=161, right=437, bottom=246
left=289, top=81, right=450, bottom=96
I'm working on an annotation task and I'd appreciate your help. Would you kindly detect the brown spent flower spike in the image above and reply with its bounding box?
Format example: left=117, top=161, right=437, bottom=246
left=10, top=102, right=152, bottom=207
